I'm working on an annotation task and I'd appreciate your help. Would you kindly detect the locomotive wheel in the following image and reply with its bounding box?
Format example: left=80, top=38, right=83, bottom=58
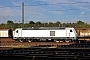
left=28, top=40, right=32, bottom=42
left=55, top=40, right=60, bottom=43
left=65, top=40, right=71, bottom=43
left=59, top=40, right=63, bottom=42
left=19, top=39, right=23, bottom=42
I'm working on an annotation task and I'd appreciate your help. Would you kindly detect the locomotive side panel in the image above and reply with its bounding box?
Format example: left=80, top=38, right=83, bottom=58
left=13, top=27, right=78, bottom=42
left=21, top=30, right=67, bottom=38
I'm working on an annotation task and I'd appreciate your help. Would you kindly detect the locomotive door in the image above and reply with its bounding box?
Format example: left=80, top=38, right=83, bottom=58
left=66, top=29, right=73, bottom=37
left=15, top=29, right=21, bottom=37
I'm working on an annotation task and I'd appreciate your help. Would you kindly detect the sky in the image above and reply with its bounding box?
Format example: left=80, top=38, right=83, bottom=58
left=0, top=0, right=90, bottom=24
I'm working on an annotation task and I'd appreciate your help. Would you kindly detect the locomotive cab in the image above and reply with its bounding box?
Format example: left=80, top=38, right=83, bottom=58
left=13, top=28, right=22, bottom=40
left=65, top=28, right=78, bottom=42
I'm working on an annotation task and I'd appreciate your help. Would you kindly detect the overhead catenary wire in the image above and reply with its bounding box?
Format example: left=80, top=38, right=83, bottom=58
left=49, top=9, right=90, bottom=11
left=0, top=1, right=90, bottom=20
left=0, top=6, right=21, bottom=8
left=0, top=1, right=90, bottom=8
left=0, top=2, right=89, bottom=9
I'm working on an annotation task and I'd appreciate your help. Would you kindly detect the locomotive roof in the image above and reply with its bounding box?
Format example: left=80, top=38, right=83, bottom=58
left=22, top=27, right=73, bottom=30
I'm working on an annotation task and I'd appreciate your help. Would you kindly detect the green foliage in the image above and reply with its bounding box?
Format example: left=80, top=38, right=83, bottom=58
left=55, top=21, right=61, bottom=25
left=0, top=20, right=90, bottom=29
left=36, top=21, right=41, bottom=25
left=49, top=22, right=53, bottom=24
left=77, top=20, right=85, bottom=25
left=29, top=21, right=35, bottom=24
left=7, top=20, right=14, bottom=24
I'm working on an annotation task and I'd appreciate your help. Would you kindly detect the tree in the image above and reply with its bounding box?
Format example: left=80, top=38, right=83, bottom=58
left=36, top=21, right=41, bottom=24
left=36, top=21, right=42, bottom=26
left=36, top=21, right=42, bottom=25
left=77, top=20, right=84, bottom=24
left=0, top=23, right=6, bottom=28
left=55, top=21, right=61, bottom=25
left=55, top=21, right=61, bottom=27
left=29, top=21, right=35, bottom=24
left=42, top=22, right=48, bottom=27
left=7, top=20, right=14, bottom=24
left=49, top=22, right=53, bottom=24
left=13, top=23, right=18, bottom=28
left=6, top=20, right=14, bottom=28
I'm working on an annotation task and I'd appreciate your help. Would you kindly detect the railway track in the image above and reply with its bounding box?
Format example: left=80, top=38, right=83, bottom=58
left=1, top=43, right=90, bottom=60
left=0, top=42, right=75, bottom=49
left=1, top=38, right=90, bottom=59
left=0, top=37, right=90, bottom=49
left=0, top=38, right=75, bottom=49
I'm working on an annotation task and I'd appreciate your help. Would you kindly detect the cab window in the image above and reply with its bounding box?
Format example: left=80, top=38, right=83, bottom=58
left=16, top=30, right=18, bottom=33
left=70, top=30, right=73, bottom=32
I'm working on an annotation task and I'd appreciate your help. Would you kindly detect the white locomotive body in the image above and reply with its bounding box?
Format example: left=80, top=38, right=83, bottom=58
left=13, top=27, right=78, bottom=42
